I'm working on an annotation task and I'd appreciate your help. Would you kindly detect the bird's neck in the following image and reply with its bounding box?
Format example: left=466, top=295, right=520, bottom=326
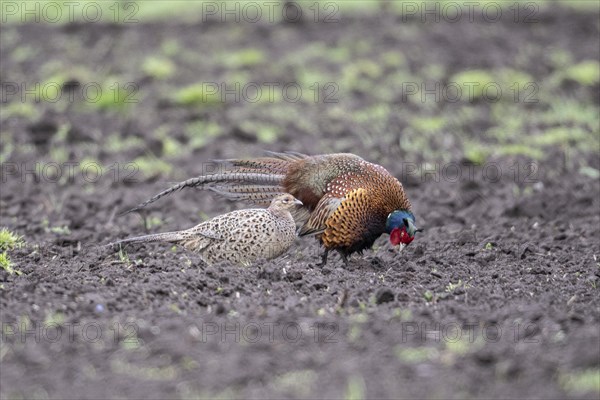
left=268, top=207, right=292, bottom=220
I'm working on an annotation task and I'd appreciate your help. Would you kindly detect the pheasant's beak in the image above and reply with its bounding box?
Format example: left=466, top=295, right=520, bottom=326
left=394, top=243, right=407, bottom=253
left=293, top=199, right=303, bottom=206
left=406, top=220, right=419, bottom=237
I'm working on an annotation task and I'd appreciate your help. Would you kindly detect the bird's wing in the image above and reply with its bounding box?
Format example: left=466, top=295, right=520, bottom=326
left=186, top=224, right=225, bottom=241
left=322, top=188, right=379, bottom=248
left=195, top=230, right=224, bottom=241
left=179, top=222, right=227, bottom=253
left=190, top=208, right=265, bottom=240
left=299, top=196, right=343, bottom=236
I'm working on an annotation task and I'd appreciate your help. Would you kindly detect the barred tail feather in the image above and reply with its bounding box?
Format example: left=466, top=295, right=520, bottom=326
left=216, top=152, right=305, bottom=175
left=209, top=185, right=284, bottom=205
left=106, top=231, right=185, bottom=248
left=263, top=151, right=308, bottom=161
left=121, top=152, right=305, bottom=214
left=121, top=172, right=285, bottom=214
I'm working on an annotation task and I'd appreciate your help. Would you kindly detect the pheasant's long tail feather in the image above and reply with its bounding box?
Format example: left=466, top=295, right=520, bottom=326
left=106, top=231, right=186, bottom=248
left=209, top=185, right=284, bottom=205
left=213, top=157, right=303, bottom=179
left=216, top=151, right=307, bottom=174
left=121, top=172, right=286, bottom=214
left=203, top=153, right=308, bottom=205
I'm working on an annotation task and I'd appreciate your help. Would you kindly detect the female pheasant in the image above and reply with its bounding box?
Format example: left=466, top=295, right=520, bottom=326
left=110, top=194, right=302, bottom=266
left=123, top=152, right=419, bottom=264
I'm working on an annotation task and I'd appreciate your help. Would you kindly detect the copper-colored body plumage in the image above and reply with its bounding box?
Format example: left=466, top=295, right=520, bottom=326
left=124, top=152, right=412, bottom=262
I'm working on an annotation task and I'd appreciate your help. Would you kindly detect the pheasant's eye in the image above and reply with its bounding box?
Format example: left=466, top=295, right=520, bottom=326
left=403, top=218, right=409, bottom=228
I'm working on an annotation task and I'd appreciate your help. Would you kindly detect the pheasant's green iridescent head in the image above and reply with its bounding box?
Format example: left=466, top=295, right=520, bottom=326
left=386, top=210, right=419, bottom=249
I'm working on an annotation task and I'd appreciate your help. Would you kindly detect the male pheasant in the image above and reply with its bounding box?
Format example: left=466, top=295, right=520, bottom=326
left=110, top=194, right=302, bottom=266
left=123, top=152, right=419, bottom=264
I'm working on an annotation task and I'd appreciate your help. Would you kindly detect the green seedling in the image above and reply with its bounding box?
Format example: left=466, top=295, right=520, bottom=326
left=579, top=166, right=600, bottom=179
left=0, top=228, right=24, bottom=251
left=559, top=368, right=600, bottom=394
left=174, top=83, right=222, bottom=106
left=348, top=324, right=362, bottom=342
left=44, top=311, right=65, bottom=326
left=106, top=134, right=145, bottom=153
left=0, top=229, right=24, bottom=275
left=160, top=39, right=181, bottom=56
left=142, top=56, right=175, bottom=80
left=236, top=121, right=281, bottom=144
left=564, top=61, right=600, bottom=86
left=118, top=246, right=131, bottom=265
left=0, top=253, right=15, bottom=275
left=88, top=80, right=136, bottom=112
left=449, top=69, right=495, bottom=100
left=345, top=375, right=366, bottom=400
left=496, top=144, right=544, bottom=159
left=3, top=102, right=38, bottom=120
left=220, top=49, right=265, bottom=68
left=463, top=146, right=488, bottom=165
left=132, top=155, right=172, bottom=178
left=49, top=225, right=71, bottom=235
left=146, top=216, right=164, bottom=230
left=445, top=336, right=474, bottom=356
left=395, top=346, right=438, bottom=363
left=423, top=290, right=434, bottom=302
left=445, top=279, right=471, bottom=293
left=410, top=116, right=447, bottom=134
left=185, top=121, right=223, bottom=150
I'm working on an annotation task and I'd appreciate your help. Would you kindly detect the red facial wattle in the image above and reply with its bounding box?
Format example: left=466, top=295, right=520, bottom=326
left=390, top=227, right=414, bottom=246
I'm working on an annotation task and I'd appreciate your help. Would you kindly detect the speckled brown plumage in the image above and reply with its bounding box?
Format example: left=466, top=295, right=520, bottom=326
left=123, top=152, right=414, bottom=263
left=111, top=194, right=301, bottom=266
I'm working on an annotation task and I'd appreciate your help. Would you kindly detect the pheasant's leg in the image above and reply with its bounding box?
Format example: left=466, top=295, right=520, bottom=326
left=340, top=252, right=349, bottom=266
left=317, top=249, right=330, bottom=267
